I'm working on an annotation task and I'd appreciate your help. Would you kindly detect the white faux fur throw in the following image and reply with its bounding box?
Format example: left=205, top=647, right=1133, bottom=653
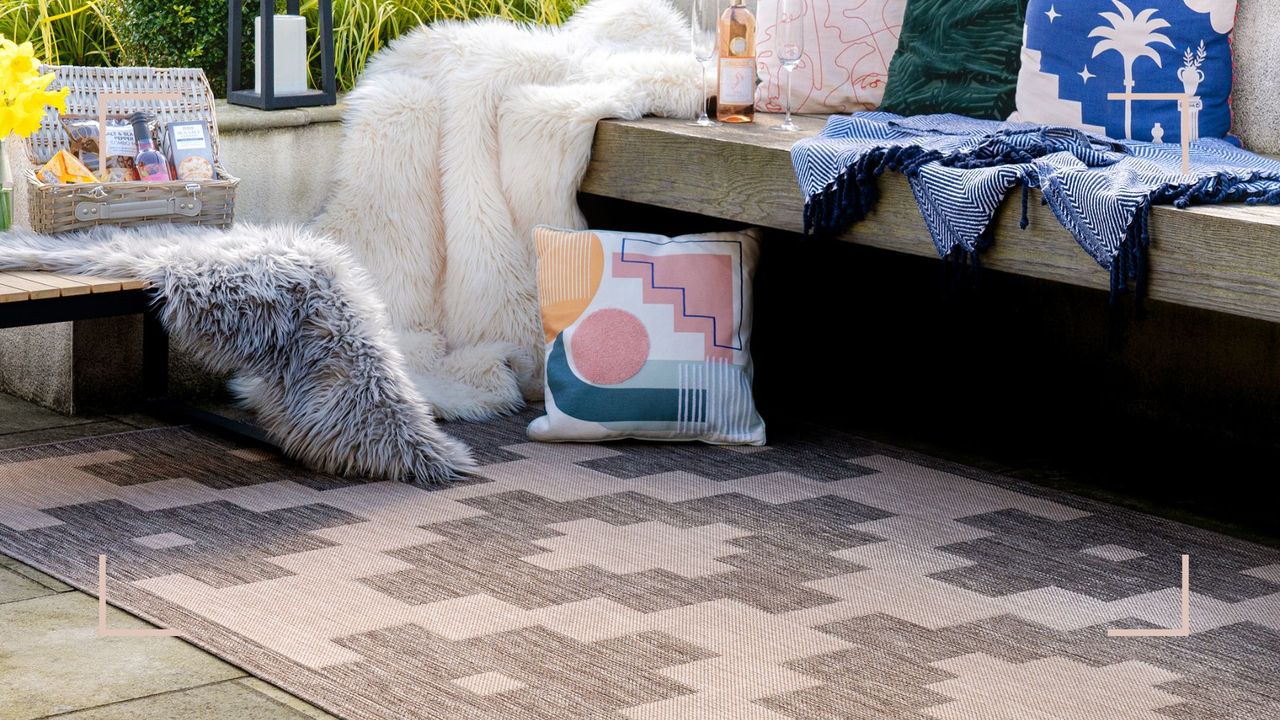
left=314, top=0, right=701, bottom=420
left=0, top=225, right=475, bottom=483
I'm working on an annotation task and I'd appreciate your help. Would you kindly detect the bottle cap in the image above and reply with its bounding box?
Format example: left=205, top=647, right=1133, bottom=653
left=129, top=112, right=154, bottom=143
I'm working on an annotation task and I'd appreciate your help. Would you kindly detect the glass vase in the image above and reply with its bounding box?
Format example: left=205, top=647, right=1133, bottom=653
left=0, top=138, right=12, bottom=232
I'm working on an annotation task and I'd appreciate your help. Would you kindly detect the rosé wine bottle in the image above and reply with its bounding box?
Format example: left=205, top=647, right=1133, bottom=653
left=130, top=113, right=172, bottom=183
left=717, top=0, right=756, bottom=123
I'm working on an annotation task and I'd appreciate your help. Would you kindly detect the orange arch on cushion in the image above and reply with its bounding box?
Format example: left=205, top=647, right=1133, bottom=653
left=536, top=229, right=605, bottom=342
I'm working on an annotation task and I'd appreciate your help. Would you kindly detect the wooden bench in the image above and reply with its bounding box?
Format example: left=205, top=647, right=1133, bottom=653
left=582, top=116, right=1280, bottom=325
left=0, top=269, right=167, bottom=400
left=0, top=271, right=153, bottom=328
left=0, top=271, right=267, bottom=443
left=0, top=271, right=146, bottom=300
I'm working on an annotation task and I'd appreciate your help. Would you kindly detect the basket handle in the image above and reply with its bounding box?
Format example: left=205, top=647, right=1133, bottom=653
left=75, top=194, right=203, bottom=222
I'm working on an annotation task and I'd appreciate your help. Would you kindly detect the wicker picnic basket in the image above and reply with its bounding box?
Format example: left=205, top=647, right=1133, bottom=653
left=23, top=66, right=238, bottom=234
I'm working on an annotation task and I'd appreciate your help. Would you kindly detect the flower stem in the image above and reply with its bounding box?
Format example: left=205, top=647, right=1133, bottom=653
left=0, top=139, right=12, bottom=231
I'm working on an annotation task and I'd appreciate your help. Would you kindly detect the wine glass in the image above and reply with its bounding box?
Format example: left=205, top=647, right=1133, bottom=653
left=690, top=0, right=719, bottom=127
left=774, top=0, right=804, bottom=131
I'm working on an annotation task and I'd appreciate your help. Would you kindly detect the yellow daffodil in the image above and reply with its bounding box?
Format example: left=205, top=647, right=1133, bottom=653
left=0, top=35, right=69, bottom=140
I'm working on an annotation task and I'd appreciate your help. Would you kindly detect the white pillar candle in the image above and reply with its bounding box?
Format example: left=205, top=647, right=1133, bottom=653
left=254, top=14, right=309, bottom=95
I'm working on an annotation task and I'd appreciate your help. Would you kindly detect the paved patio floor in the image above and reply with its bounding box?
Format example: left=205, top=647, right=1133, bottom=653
left=0, top=392, right=336, bottom=720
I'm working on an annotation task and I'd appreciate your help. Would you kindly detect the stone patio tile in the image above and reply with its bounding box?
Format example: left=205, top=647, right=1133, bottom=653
left=235, top=679, right=341, bottom=720
left=0, top=394, right=99, bottom=435
left=0, top=554, right=73, bottom=592
left=46, top=680, right=316, bottom=719
left=0, top=592, right=245, bottom=720
left=0, top=421, right=140, bottom=451
left=0, top=565, right=54, bottom=605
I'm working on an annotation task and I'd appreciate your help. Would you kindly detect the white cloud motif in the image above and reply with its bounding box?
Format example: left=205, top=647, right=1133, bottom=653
left=1183, top=0, right=1237, bottom=34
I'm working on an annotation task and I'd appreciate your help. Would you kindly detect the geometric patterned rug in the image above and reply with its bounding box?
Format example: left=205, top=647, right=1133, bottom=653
left=1, top=412, right=1278, bottom=719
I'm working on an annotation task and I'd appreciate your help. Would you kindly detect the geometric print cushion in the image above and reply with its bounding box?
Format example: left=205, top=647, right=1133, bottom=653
left=754, top=0, right=909, bottom=115
left=1014, top=0, right=1237, bottom=144
left=528, top=227, right=766, bottom=445
left=877, top=0, right=1030, bottom=120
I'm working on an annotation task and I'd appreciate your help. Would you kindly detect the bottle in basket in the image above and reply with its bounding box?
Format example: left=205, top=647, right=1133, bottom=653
left=129, top=112, right=172, bottom=183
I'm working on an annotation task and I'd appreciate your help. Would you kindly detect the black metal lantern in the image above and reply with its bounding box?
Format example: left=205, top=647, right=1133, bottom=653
left=227, top=0, right=336, bottom=110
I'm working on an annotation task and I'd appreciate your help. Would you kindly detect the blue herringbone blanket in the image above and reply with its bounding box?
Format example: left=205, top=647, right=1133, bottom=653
left=791, top=113, right=1280, bottom=293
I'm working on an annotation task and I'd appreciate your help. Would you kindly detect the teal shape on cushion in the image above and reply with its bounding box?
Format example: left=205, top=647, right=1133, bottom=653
left=547, top=335, right=702, bottom=422
left=608, top=359, right=690, bottom=389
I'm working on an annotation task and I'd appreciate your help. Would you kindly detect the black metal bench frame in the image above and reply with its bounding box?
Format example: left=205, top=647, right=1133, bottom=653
left=0, top=289, right=271, bottom=445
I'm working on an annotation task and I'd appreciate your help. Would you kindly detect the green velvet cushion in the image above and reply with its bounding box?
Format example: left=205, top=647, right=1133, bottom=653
left=880, top=0, right=1029, bottom=120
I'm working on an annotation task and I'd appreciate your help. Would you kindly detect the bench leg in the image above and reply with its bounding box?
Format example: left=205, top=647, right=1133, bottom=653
left=142, top=307, right=170, bottom=400
left=139, top=304, right=273, bottom=447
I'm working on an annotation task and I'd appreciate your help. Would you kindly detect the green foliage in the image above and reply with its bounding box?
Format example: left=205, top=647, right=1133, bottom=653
left=0, top=0, right=123, bottom=67
left=109, top=0, right=239, bottom=95
left=299, top=0, right=584, bottom=91
left=303, top=0, right=417, bottom=91
left=0, top=0, right=585, bottom=96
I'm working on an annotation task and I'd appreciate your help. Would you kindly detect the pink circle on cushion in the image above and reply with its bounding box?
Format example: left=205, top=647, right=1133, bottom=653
left=570, top=308, right=650, bottom=385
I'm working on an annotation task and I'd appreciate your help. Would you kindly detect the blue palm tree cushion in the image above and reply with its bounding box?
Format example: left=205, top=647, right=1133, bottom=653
left=1014, top=0, right=1237, bottom=143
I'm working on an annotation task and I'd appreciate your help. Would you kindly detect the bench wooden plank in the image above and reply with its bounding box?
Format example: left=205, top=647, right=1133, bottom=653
left=1, top=271, right=95, bottom=296
left=0, top=272, right=63, bottom=300
left=582, top=116, right=1280, bottom=324
left=0, top=279, right=31, bottom=303
left=55, top=274, right=122, bottom=293
left=69, top=275, right=124, bottom=293
left=0, top=271, right=149, bottom=301
left=112, top=277, right=148, bottom=292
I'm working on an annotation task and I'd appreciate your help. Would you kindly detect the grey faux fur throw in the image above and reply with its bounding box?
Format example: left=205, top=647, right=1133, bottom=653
left=0, top=224, right=475, bottom=483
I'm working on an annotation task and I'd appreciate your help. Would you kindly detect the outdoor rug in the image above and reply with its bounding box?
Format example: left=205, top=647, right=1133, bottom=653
left=1, top=413, right=1278, bottom=719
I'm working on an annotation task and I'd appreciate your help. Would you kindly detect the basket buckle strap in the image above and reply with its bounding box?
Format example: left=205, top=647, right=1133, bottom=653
left=74, top=194, right=204, bottom=222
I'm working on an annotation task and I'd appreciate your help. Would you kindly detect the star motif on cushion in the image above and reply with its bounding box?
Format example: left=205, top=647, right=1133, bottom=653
left=1045, top=5, right=1061, bottom=22
left=1079, top=65, right=1096, bottom=84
